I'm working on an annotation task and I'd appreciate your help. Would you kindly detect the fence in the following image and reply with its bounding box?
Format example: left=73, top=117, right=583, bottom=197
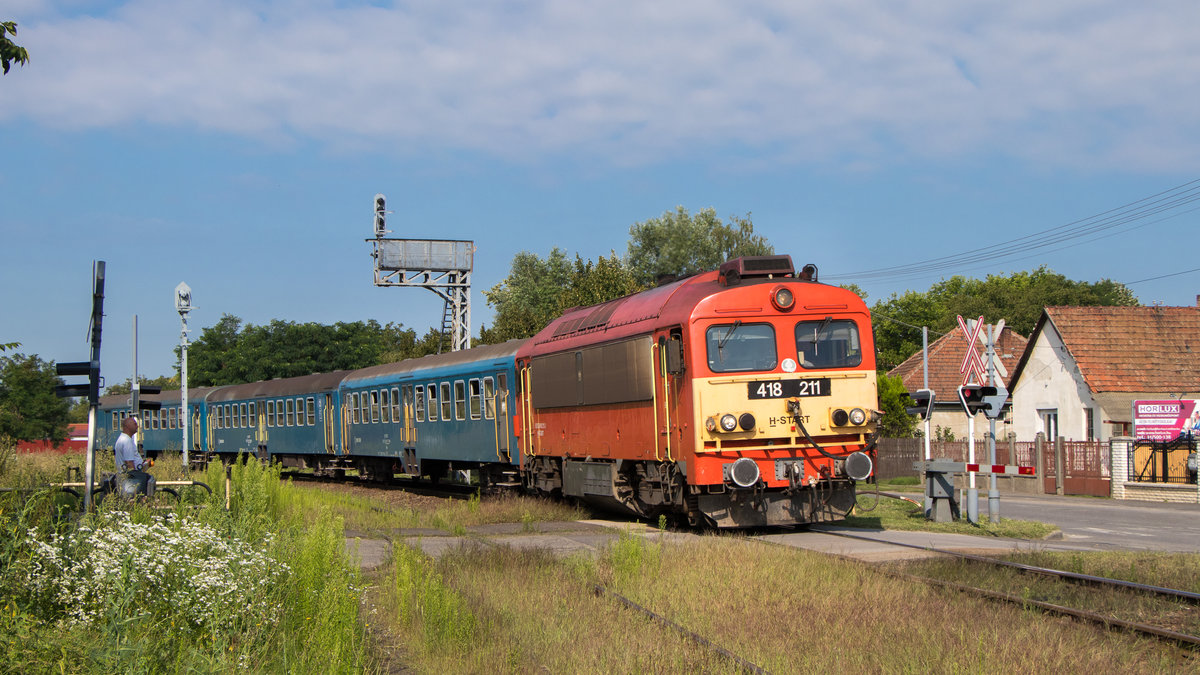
left=875, top=436, right=1111, bottom=497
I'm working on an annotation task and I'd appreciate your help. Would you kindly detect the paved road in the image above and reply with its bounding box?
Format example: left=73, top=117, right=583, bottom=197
left=987, top=492, right=1200, bottom=553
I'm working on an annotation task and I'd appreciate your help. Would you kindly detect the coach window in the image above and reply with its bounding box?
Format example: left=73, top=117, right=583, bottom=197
left=241, top=403, right=249, bottom=428
left=267, top=400, right=275, bottom=427
left=415, top=386, right=426, bottom=422
left=307, top=398, right=316, bottom=426
left=483, top=377, right=495, bottom=420
left=112, top=412, right=119, bottom=430
left=705, top=323, right=777, bottom=373
left=440, top=382, right=453, bottom=421
left=391, top=387, right=401, bottom=421
left=249, top=402, right=256, bottom=426
left=215, top=406, right=223, bottom=430
left=427, top=383, right=438, bottom=422
left=453, top=381, right=466, bottom=421
left=371, top=390, right=381, bottom=424
left=286, top=398, right=295, bottom=426
left=169, top=408, right=177, bottom=429
left=469, top=379, right=481, bottom=420
left=380, top=389, right=391, bottom=423
left=276, top=399, right=285, bottom=427
left=360, top=393, right=369, bottom=425
left=349, top=393, right=359, bottom=424
left=794, top=318, right=861, bottom=369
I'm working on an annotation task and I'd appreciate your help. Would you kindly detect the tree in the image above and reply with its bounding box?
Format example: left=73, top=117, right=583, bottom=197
left=104, top=375, right=180, bottom=397
left=184, top=315, right=429, bottom=386
left=0, top=354, right=70, bottom=441
left=876, top=372, right=918, bottom=438
left=871, top=267, right=1138, bottom=371
left=559, top=252, right=642, bottom=311
left=480, top=249, right=574, bottom=343
left=1, top=21, right=29, bottom=75
left=626, top=207, right=774, bottom=285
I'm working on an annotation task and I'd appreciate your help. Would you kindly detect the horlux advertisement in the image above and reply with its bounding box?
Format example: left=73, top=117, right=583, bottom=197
left=1133, top=400, right=1200, bottom=441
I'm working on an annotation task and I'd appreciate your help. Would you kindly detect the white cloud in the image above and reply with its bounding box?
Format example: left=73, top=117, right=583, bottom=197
left=6, top=0, right=1200, bottom=170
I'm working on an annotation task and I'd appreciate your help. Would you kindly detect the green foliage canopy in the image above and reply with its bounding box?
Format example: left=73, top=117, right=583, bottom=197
left=871, top=267, right=1138, bottom=370
left=0, top=354, right=70, bottom=441
left=480, top=250, right=643, bottom=344
left=626, top=207, right=773, bottom=286
left=876, top=372, right=918, bottom=438
left=1, top=21, right=29, bottom=75
left=184, top=315, right=434, bottom=387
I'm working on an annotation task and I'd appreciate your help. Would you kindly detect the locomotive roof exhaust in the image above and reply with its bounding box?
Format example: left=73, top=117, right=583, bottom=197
left=719, top=255, right=817, bottom=286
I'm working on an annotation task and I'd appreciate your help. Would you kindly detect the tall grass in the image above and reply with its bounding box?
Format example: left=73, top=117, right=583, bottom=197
left=0, top=452, right=371, bottom=673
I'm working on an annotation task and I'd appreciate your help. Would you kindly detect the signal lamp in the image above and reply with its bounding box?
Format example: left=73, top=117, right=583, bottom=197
left=771, top=285, right=795, bottom=312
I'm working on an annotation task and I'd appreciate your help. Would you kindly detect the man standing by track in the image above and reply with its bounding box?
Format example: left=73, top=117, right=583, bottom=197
left=114, top=416, right=145, bottom=471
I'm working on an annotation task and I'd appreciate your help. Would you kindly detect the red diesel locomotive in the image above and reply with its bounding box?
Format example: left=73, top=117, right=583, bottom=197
left=516, top=255, right=878, bottom=527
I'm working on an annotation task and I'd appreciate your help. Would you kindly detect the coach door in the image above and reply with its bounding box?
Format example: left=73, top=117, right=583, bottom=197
left=401, top=385, right=416, bottom=444
left=323, top=394, right=336, bottom=454
left=494, top=373, right=511, bottom=460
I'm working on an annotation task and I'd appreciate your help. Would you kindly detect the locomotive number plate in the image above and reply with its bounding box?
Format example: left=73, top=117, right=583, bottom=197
left=748, top=378, right=831, bottom=399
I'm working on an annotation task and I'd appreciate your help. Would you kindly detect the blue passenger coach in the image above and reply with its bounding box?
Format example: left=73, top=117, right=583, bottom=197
left=204, top=371, right=348, bottom=464
left=340, top=340, right=523, bottom=485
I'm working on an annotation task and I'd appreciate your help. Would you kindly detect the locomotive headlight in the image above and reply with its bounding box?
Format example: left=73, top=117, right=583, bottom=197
left=720, top=414, right=738, bottom=432
left=849, top=408, right=867, bottom=426
left=738, top=412, right=756, bottom=431
left=706, top=416, right=718, bottom=432
left=771, top=285, right=795, bottom=312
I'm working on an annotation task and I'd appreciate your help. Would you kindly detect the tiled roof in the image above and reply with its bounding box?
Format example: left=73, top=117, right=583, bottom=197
left=1035, top=306, right=1200, bottom=392
left=888, top=325, right=1027, bottom=395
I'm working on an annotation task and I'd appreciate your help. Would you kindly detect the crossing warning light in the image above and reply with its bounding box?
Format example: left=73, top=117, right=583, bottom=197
left=904, top=388, right=935, bottom=420
left=958, top=384, right=1008, bottom=419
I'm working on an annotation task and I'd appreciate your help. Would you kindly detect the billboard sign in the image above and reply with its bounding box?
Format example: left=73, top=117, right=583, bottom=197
left=1133, top=399, right=1200, bottom=441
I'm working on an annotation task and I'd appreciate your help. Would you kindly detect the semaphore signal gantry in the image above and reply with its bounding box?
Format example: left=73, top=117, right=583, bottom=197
left=366, top=193, right=475, bottom=353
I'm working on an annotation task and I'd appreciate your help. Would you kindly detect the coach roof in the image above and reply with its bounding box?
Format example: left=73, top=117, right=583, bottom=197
left=341, top=339, right=527, bottom=387
left=206, top=371, right=352, bottom=402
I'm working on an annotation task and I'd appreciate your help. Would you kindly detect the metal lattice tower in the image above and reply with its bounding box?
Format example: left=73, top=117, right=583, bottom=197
left=368, top=194, right=474, bottom=352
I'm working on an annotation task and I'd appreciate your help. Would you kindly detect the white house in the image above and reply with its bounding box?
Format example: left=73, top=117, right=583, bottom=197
left=1008, top=303, right=1200, bottom=442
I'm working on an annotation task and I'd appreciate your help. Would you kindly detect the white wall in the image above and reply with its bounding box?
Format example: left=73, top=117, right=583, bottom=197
left=1011, top=325, right=1103, bottom=442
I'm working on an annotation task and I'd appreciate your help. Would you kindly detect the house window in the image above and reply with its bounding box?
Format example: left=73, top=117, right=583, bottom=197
left=1039, top=409, right=1059, bottom=440
left=1085, top=408, right=1097, bottom=441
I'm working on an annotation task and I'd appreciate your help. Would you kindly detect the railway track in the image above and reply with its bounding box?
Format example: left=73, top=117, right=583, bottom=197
left=280, top=469, right=479, bottom=499
left=758, top=529, right=1200, bottom=650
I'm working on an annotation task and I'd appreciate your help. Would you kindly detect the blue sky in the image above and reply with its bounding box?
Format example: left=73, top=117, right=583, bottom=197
left=4, top=0, right=1199, bottom=383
